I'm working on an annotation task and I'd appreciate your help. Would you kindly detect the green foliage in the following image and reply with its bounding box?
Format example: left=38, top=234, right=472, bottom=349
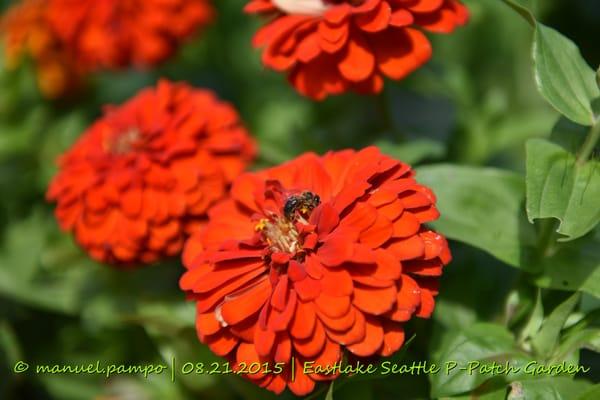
left=525, top=137, right=600, bottom=241
left=416, top=164, right=532, bottom=267
left=533, top=25, right=600, bottom=126
left=532, top=230, right=600, bottom=298
left=502, top=0, right=600, bottom=126
left=531, top=293, right=580, bottom=356
left=430, top=323, right=520, bottom=397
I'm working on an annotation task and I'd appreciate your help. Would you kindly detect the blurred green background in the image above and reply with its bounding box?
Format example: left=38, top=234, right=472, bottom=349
left=0, top=0, right=599, bottom=399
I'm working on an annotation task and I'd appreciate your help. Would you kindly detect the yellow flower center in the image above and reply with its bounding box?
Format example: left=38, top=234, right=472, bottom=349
left=105, top=128, right=141, bottom=154
left=255, top=216, right=301, bottom=254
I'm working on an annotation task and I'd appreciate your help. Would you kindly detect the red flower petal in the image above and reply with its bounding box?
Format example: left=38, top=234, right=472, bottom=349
left=290, top=300, right=317, bottom=339
left=220, top=279, right=271, bottom=326
left=317, top=231, right=355, bottom=266
left=196, top=311, right=221, bottom=337
left=288, top=357, right=316, bottom=396
left=392, top=211, right=421, bottom=238
left=416, top=285, right=436, bottom=318
left=360, top=214, right=394, bottom=248
left=294, top=275, right=322, bottom=301
left=353, top=284, right=397, bottom=315
left=327, top=307, right=366, bottom=346
left=205, top=330, right=238, bottom=356
left=372, top=27, right=432, bottom=80
left=387, top=274, right=421, bottom=321
left=274, top=333, right=292, bottom=363
left=380, top=321, right=405, bottom=356
left=355, top=1, right=391, bottom=33
left=320, top=268, right=354, bottom=297
left=387, top=235, right=425, bottom=260
left=347, top=316, right=383, bottom=356
left=338, top=32, right=375, bottom=82
left=293, top=320, right=326, bottom=358
left=316, top=305, right=356, bottom=331
left=315, top=293, right=351, bottom=318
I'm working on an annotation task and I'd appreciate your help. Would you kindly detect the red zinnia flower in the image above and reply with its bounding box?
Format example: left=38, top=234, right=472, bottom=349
left=46, top=0, right=214, bottom=69
left=47, top=80, right=256, bottom=265
left=245, top=0, right=469, bottom=99
left=180, top=147, right=451, bottom=395
left=1, top=0, right=84, bottom=98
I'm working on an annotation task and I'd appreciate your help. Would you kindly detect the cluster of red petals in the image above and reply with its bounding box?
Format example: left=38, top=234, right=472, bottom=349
left=245, top=0, right=469, bottom=99
left=1, top=0, right=213, bottom=97
left=47, top=80, right=256, bottom=265
left=46, top=0, right=214, bottom=69
left=1, top=0, right=84, bottom=98
left=181, top=147, right=451, bottom=395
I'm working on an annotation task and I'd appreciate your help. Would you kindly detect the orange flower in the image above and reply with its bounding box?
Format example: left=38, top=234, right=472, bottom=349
left=47, top=80, right=256, bottom=265
left=180, top=147, right=451, bottom=395
left=1, top=0, right=84, bottom=98
left=245, top=0, right=468, bottom=99
left=46, top=0, right=214, bottom=69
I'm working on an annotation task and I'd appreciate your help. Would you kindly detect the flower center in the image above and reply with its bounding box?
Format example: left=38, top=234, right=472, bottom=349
left=105, top=128, right=141, bottom=155
left=256, top=216, right=301, bottom=254
left=255, top=191, right=321, bottom=256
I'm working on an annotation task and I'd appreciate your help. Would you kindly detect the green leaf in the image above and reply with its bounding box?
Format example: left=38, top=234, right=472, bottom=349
left=575, top=384, right=600, bottom=400
left=377, top=138, right=445, bottom=164
left=519, top=290, right=544, bottom=343
left=0, top=211, right=91, bottom=314
left=489, top=109, right=556, bottom=154
left=502, top=0, right=600, bottom=125
left=325, top=381, right=335, bottom=400
left=39, top=375, right=103, bottom=400
left=0, top=320, right=22, bottom=367
left=532, top=293, right=581, bottom=356
left=333, top=381, right=373, bottom=400
left=533, top=25, right=600, bottom=126
left=430, top=323, right=522, bottom=397
left=526, top=138, right=600, bottom=241
left=532, top=230, right=600, bottom=298
left=447, top=383, right=508, bottom=400
left=508, top=377, right=592, bottom=400
left=501, top=0, right=536, bottom=27
left=416, top=165, right=533, bottom=267
left=552, top=328, right=600, bottom=363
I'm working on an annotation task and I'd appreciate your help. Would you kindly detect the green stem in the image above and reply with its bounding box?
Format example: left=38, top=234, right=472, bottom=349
left=576, top=121, right=600, bottom=165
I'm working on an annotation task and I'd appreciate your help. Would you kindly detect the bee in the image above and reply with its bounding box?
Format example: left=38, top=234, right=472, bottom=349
left=283, top=191, right=321, bottom=221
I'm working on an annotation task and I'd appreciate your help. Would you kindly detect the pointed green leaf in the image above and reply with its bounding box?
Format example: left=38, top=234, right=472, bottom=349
left=416, top=165, right=533, bottom=267
left=325, top=381, right=335, bottom=400
left=430, top=323, right=522, bottom=397
left=532, top=293, right=581, bottom=356
left=533, top=25, right=599, bottom=126
left=526, top=138, right=600, bottom=241
left=502, top=0, right=599, bottom=125
left=520, top=290, right=544, bottom=343
left=552, top=328, right=600, bottom=363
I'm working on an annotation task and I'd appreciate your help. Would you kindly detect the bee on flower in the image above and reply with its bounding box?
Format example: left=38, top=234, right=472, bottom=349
left=181, top=147, right=451, bottom=395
